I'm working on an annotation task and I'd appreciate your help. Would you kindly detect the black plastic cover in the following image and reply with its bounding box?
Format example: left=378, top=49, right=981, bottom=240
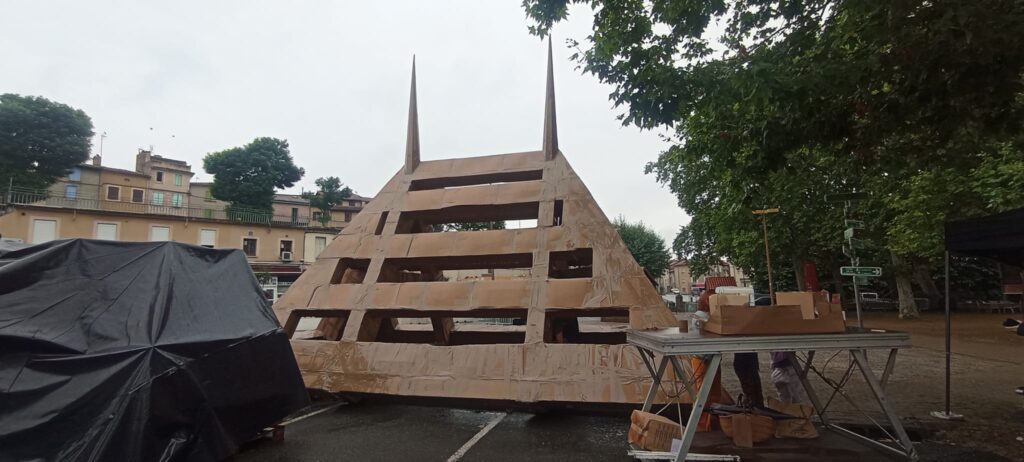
left=0, top=239, right=310, bottom=462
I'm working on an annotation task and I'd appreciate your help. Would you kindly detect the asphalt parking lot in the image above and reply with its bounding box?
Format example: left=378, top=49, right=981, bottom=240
left=230, top=401, right=1008, bottom=462
left=234, top=402, right=628, bottom=462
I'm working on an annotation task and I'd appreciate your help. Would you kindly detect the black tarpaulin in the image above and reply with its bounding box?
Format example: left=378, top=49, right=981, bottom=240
left=0, top=239, right=310, bottom=462
left=945, top=207, right=1024, bottom=266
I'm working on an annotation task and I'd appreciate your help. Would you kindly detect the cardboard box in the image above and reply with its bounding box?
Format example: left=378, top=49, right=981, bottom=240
left=704, top=291, right=846, bottom=335
left=766, top=397, right=819, bottom=439
left=628, top=410, right=682, bottom=452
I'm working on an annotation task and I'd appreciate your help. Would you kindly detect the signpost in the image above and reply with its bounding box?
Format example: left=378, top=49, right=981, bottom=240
left=753, top=207, right=781, bottom=303
left=828, top=191, right=870, bottom=328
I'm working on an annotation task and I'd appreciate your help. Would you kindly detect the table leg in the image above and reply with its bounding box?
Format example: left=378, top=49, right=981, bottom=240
left=792, top=350, right=832, bottom=426
left=881, top=348, right=898, bottom=390
left=668, top=355, right=698, bottom=400
left=674, top=354, right=722, bottom=462
left=642, top=355, right=670, bottom=413
left=850, top=349, right=918, bottom=460
left=637, top=346, right=658, bottom=379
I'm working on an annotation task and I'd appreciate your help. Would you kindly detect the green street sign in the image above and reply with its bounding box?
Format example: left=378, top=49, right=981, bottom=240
left=845, top=219, right=865, bottom=229
left=848, top=238, right=868, bottom=249
left=844, top=228, right=855, bottom=240
left=841, top=266, right=882, bottom=277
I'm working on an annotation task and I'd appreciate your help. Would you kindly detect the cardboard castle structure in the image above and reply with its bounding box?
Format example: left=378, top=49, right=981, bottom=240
left=273, top=43, right=678, bottom=405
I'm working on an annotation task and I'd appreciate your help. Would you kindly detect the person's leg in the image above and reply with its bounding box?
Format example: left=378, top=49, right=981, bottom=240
left=733, top=352, right=764, bottom=408
left=782, top=364, right=809, bottom=404
left=771, top=365, right=794, bottom=403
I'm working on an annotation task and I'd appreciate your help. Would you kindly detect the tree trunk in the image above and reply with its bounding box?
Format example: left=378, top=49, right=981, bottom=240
left=792, top=256, right=806, bottom=293
left=890, top=252, right=920, bottom=319
left=912, top=260, right=943, bottom=311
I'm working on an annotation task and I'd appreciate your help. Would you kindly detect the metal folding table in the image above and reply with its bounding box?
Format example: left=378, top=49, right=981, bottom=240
left=627, top=327, right=915, bottom=461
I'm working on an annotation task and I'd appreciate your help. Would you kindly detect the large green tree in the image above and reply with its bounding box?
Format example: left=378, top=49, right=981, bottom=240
left=613, top=216, right=672, bottom=278
left=302, top=176, right=352, bottom=226
left=203, top=137, right=305, bottom=213
left=525, top=0, right=1024, bottom=317
left=0, top=94, right=94, bottom=190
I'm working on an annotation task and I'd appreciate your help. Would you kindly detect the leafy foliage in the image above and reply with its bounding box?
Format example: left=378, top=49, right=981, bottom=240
left=0, top=94, right=94, bottom=190
left=524, top=0, right=1024, bottom=315
left=435, top=221, right=507, bottom=232
left=302, top=176, right=352, bottom=226
left=613, top=216, right=672, bottom=278
left=203, top=137, right=305, bottom=212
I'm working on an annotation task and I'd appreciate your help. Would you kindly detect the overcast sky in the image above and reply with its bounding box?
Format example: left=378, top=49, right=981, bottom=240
left=1, top=1, right=689, bottom=243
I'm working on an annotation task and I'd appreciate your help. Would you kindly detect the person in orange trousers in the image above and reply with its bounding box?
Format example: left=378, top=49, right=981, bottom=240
left=689, top=288, right=723, bottom=431
left=689, top=355, right=723, bottom=431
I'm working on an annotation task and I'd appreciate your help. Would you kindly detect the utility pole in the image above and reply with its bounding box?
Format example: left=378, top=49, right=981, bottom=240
left=753, top=207, right=780, bottom=303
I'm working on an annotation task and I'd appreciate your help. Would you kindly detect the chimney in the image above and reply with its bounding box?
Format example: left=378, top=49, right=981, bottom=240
left=91, top=155, right=102, bottom=166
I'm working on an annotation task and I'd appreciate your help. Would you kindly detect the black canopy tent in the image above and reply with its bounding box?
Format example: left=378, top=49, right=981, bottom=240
left=939, top=207, right=1024, bottom=418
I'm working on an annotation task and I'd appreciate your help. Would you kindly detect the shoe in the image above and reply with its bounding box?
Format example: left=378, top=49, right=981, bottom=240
left=1015, top=386, right=1024, bottom=396
left=1002, top=318, right=1021, bottom=328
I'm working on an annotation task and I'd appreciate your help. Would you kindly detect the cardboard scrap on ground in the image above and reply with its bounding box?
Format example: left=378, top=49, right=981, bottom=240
left=628, top=410, right=681, bottom=452
left=767, top=397, right=819, bottom=439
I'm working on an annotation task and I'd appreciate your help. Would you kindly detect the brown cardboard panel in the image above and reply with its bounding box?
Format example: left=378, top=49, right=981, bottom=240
left=495, top=181, right=544, bottom=204
left=470, top=280, right=532, bottom=308
left=407, top=232, right=456, bottom=257
left=403, top=189, right=445, bottom=211
left=704, top=301, right=846, bottom=336
left=422, top=282, right=473, bottom=308
left=453, top=230, right=517, bottom=255
left=441, top=184, right=498, bottom=208
left=544, top=279, right=597, bottom=308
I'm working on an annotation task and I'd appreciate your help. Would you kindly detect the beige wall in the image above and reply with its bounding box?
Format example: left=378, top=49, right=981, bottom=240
left=274, top=201, right=311, bottom=221
left=303, top=231, right=335, bottom=263
left=0, top=207, right=305, bottom=263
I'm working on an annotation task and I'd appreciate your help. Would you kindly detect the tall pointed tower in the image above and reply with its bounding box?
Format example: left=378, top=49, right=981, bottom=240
left=274, top=44, right=678, bottom=405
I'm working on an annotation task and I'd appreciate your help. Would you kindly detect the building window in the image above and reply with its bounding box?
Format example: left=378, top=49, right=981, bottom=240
left=312, top=211, right=322, bottom=222
left=344, top=211, right=352, bottom=222
left=152, top=192, right=165, bottom=205
left=171, top=193, right=184, bottom=207
left=131, top=189, right=145, bottom=203
left=31, top=218, right=57, bottom=244
left=65, top=184, right=78, bottom=200
left=204, top=189, right=214, bottom=201
left=106, top=185, right=120, bottom=201
left=156, top=171, right=164, bottom=182
left=68, top=167, right=81, bottom=182
left=199, top=229, right=217, bottom=248
left=291, top=207, right=299, bottom=223
left=349, top=200, right=358, bottom=206
left=175, top=174, right=183, bottom=186
left=314, top=236, right=327, bottom=258
left=150, top=225, right=170, bottom=241
left=242, top=238, right=258, bottom=257
left=203, top=208, right=214, bottom=219
left=95, top=223, right=118, bottom=241
left=280, top=240, right=293, bottom=260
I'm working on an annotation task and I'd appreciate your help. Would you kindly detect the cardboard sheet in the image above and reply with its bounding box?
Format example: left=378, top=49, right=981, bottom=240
left=704, top=292, right=846, bottom=335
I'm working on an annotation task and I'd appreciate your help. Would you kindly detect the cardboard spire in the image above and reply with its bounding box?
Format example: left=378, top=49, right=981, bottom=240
left=542, top=38, right=559, bottom=161
left=404, top=56, right=420, bottom=174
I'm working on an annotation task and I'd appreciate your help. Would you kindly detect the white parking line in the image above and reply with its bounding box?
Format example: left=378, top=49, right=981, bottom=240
left=279, top=402, right=345, bottom=426
left=446, top=412, right=507, bottom=462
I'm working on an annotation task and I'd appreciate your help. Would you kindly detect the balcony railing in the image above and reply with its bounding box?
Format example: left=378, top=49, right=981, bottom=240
left=5, top=187, right=350, bottom=228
